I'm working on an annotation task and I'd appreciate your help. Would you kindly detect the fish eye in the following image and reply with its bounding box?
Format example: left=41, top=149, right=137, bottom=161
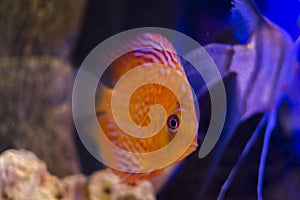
left=167, top=114, right=180, bottom=132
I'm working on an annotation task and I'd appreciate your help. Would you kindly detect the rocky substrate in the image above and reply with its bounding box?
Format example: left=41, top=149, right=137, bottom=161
left=0, top=149, right=156, bottom=200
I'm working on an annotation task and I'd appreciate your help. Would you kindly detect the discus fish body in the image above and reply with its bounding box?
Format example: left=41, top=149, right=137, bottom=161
left=95, top=33, right=198, bottom=183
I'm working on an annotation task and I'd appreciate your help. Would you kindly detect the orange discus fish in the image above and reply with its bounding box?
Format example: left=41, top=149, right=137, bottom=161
left=95, top=33, right=198, bottom=183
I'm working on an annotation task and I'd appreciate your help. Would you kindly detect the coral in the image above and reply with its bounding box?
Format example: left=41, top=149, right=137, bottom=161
left=0, top=57, right=80, bottom=177
left=62, top=174, right=88, bottom=200
left=0, top=149, right=156, bottom=200
left=0, top=0, right=86, bottom=57
left=89, top=170, right=155, bottom=200
left=0, top=149, right=65, bottom=200
left=0, top=1, right=86, bottom=178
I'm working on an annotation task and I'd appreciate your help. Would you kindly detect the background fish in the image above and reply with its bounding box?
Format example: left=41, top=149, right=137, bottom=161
left=95, top=33, right=198, bottom=183
left=184, top=0, right=295, bottom=199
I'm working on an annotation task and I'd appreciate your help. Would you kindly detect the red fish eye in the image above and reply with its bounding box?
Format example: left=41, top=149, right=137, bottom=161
left=167, top=114, right=180, bottom=132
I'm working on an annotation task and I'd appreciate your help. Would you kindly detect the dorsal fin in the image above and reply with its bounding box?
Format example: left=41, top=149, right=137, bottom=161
left=101, top=33, right=182, bottom=88
left=231, top=0, right=265, bottom=43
